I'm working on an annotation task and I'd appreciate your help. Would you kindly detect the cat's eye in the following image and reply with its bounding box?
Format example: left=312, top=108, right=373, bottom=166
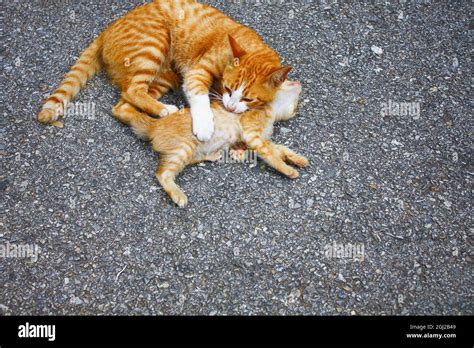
left=242, top=97, right=253, bottom=102
left=225, top=87, right=232, bottom=95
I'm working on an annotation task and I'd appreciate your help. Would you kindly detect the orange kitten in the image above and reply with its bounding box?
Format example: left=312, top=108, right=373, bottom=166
left=113, top=80, right=308, bottom=207
left=37, top=0, right=292, bottom=141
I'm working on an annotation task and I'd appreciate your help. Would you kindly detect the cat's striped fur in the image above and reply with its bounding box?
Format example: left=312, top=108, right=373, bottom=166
left=113, top=80, right=307, bottom=207
left=38, top=0, right=292, bottom=141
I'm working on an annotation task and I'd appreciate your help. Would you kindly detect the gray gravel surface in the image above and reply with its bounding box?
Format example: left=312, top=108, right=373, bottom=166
left=1, top=0, right=472, bottom=315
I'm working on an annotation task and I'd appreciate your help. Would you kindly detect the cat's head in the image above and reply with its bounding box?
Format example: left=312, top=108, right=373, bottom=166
left=220, top=35, right=292, bottom=113
left=269, top=80, right=302, bottom=121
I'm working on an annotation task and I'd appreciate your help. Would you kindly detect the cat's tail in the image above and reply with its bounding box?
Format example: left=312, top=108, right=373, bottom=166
left=112, top=100, right=157, bottom=141
left=37, top=35, right=103, bottom=123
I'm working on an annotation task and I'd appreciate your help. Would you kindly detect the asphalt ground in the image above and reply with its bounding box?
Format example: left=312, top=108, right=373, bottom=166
left=1, top=0, right=472, bottom=315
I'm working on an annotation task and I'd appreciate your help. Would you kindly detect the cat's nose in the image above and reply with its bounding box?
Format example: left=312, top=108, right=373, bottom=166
left=227, top=106, right=236, bottom=112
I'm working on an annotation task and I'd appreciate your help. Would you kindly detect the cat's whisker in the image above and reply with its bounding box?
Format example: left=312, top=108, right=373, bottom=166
left=209, top=92, right=223, bottom=101
left=209, top=87, right=222, bottom=96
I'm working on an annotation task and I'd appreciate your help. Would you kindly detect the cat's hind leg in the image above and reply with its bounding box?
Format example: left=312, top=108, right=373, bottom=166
left=156, top=154, right=193, bottom=208
left=120, top=32, right=176, bottom=117
left=123, top=76, right=175, bottom=117
left=113, top=72, right=180, bottom=130
left=149, top=70, right=180, bottom=98
left=148, top=70, right=181, bottom=116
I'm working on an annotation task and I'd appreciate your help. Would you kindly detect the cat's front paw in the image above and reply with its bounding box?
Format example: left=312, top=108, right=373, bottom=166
left=38, top=108, right=59, bottom=123
left=203, top=151, right=222, bottom=162
left=285, top=167, right=300, bottom=179
left=170, top=190, right=188, bottom=208
left=289, top=154, right=309, bottom=168
left=191, top=107, right=214, bottom=142
left=159, top=104, right=179, bottom=117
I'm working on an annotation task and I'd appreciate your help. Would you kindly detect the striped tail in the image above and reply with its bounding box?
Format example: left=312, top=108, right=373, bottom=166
left=37, top=36, right=103, bottom=123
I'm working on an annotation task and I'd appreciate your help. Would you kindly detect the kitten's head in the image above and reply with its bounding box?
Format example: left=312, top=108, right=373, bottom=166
left=221, top=35, right=292, bottom=113
left=269, top=80, right=302, bottom=121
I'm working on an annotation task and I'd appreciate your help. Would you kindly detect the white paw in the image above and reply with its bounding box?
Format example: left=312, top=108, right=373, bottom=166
left=159, top=104, right=179, bottom=117
left=191, top=104, right=214, bottom=142
left=204, top=151, right=223, bottom=162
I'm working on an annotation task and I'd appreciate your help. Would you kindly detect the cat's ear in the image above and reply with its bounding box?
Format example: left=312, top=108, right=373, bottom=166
left=267, top=65, right=292, bottom=87
left=228, top=35, right=246, bottom=59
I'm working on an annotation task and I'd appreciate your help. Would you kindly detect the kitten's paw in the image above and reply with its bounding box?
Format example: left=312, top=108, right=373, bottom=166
left=276, top=145, right=309, bottom=168
left=285, top=168, right=300, bottom=179
left=170, top=190, right=188, bottom=208
left=159, top=104, right=179, bottom=117
left=191, top=107, right=214, bottom=142
left=37, top=108, right=58, bottom=123
left=289, top=154, right=309, bottom=168
left=203, top=151, right=222, bottom=162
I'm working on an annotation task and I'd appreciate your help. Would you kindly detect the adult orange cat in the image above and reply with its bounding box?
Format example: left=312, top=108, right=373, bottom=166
left=37, top=0, right=292, bottom=141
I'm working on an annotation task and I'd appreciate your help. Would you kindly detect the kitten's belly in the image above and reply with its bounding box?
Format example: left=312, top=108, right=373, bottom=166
left=196, top=110, right=241, bottom=156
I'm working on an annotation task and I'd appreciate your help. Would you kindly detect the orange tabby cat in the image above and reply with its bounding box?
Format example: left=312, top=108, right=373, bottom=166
left=37, top=0, right=292, bottom=141
left=113, top=80, right=308, bottom=207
